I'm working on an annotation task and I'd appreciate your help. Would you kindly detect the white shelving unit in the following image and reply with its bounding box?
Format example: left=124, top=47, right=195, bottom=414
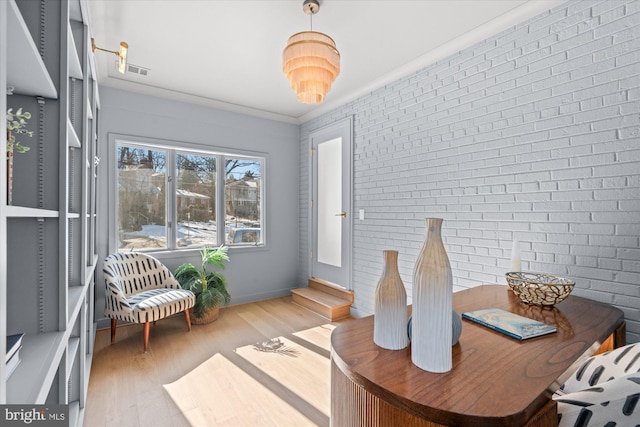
left=68, top=23, right=83, bottom=80
left=68, top=118, right=82, bottom=148
left=5, top=0, right=57, bottom=98
left=1, top=1, right=99, bottom=424
left=5, top=206, right=59, bottom=218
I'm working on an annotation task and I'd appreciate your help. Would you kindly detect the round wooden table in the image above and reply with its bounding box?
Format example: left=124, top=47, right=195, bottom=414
left=330, top=285, right=625, bottom=427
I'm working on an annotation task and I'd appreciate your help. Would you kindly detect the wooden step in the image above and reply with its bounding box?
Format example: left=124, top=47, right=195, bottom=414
left=291, top=280, right=353, bottom=321
left=308, top=278, right=354, bottom=303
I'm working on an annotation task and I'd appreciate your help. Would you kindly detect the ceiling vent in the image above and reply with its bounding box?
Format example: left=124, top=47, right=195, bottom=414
left=116, top=61, right=150, bottom=76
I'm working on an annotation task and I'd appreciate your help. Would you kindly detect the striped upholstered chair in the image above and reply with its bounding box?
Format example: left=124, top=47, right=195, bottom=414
left=553, top=343, right=640, bottom=426
left=103, top=252, right=196, bottom=352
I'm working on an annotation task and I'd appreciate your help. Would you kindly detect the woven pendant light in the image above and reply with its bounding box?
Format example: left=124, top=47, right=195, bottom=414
left=282, top=0, right=340, bottom=104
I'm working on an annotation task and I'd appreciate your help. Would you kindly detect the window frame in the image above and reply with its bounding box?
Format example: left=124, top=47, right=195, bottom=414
left=108, top=133, right=267, bottom=254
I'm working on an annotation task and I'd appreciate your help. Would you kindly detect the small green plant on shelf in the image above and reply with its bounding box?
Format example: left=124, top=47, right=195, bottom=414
left=6, top=108, right=32, bottom=153
left=175, top=245, right=231, bottom=322
left=6, top=108, right=32, bottom=205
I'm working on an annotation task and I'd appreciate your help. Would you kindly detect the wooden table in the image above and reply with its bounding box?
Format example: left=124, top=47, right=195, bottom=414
left=330, top=285, right=625, bottom=427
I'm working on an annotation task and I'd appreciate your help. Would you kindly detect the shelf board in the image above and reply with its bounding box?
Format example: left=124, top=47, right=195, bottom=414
left=6, top=331, right=66, bottom=404
left=67, top=337, right=80, bottom=379
left=69, top=0, right=82, bottom=22
left=69, top=212, right=81, bottom=219
left=84, top=351, right=93, bottom=389
left=68, top=285, right=87, bottom=326
left=94, top=85, right=100, bottom=109
left=68, top=23, right=83, bottom=80
left=87, top=99, right=94, bottom=119
left=84, top=263, right=97, bottom=289
left=86, top=323, right=97, bottom=364
left=7, top=0, right=57, bottom=98
left=68, top=119, right=82, bottom=148
left=89, top=52, right=97, bottom=83
left=68, top=401, right=80, bottom=427
left=5, top=206, right=59, bottom=218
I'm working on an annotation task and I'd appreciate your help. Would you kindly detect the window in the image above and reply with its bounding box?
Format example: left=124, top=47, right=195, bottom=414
left=224, top=157, right=262, bottom=246
left=116, top=141, right=264, bottom=252
left=117, top=146, right=168, bottom=250
left=176, top=152, right=217, bottom=249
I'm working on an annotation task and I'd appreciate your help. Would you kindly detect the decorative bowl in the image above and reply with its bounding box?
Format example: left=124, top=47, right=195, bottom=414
left=505, top=272, right=575, bottom=306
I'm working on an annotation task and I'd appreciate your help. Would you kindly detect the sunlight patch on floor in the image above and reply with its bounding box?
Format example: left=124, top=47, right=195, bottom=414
left=292, top=324, right=336, bottom=351
left=163, top=353, right=318, bottom=426
left=236, top=335, right=331, bottom=417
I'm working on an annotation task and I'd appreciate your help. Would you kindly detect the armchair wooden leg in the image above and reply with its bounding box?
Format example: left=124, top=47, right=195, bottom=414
left=184, top=310, right=192, bottom=331
left=143, top=322, right=150, bottom=352
left=111, top=319, right=117, bottom=344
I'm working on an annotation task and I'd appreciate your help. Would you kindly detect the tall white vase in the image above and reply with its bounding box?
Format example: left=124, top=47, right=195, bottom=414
left=411, top=218, right=453, bottom=373
left=374, top=250, right=408, bottom=350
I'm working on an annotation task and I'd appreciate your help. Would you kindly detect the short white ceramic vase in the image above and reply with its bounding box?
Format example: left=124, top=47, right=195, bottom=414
left=374, top=250, right=408, bottom=350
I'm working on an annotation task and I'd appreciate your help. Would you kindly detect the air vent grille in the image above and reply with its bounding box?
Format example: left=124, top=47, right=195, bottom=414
left=127, top=64, right=150, bottom=76
left=115, top=61, right=150, bottom=76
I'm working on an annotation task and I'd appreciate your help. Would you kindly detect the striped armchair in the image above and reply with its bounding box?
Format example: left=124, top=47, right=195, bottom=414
left=103, top=252, right=196, bottom=352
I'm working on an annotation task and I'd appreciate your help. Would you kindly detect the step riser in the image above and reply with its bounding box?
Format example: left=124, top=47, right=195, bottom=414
left=291, top=289, right=352, bottom=321
left=329, top=305, right=351, bottom=321
left=308, top=278, right=354, bottom=303
left=291, top=293, right=332, bottom=320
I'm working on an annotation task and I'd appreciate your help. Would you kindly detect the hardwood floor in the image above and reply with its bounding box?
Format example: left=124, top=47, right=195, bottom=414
left=84, top=297, right=352, bottom=427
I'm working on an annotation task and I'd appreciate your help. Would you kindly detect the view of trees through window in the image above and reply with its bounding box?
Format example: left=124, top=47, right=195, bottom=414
left=225, top=158, right=262, bottom=245
left=118, top=146, right=168, bottom=250
left=175, top=152, right=217, bottom=249
left=117, top=143, right=263, bottom=252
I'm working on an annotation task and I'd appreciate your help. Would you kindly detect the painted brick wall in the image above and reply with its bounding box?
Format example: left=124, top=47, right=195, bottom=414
left=300, top=0, right=640, bottom=343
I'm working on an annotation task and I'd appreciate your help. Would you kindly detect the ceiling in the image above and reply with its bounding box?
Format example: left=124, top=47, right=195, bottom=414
left=86, top=0, right=564, bottom=124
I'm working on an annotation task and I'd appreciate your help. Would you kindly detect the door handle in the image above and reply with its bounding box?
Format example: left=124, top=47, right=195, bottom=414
left=335, top=212, right=347, bottom=218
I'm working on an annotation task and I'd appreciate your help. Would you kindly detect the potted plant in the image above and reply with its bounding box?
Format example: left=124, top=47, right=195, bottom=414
left=6, top=108, right=32, bottom=205
left=175, top=245, right=231, bottom=324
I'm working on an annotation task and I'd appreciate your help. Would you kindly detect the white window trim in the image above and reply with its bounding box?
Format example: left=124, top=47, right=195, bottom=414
left=107, top=133, right=267, bottom=254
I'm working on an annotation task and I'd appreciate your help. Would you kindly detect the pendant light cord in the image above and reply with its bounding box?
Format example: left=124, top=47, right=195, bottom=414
left=304, top=0, right=316, bottom=31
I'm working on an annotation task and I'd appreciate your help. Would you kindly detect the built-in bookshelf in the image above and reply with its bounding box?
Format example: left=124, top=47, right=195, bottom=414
left=1, top=1, right=99, bottom=425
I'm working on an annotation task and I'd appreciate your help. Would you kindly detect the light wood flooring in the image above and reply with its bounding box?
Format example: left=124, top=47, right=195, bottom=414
left=84, top=297, right=352, bottom=427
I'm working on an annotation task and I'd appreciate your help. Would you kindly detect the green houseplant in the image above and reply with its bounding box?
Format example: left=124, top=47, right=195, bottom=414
left=6, top=108, right=32, bottom=205
left=175, top=245, right=231, bottom=324
left=6, top=108, right=32, bottom=154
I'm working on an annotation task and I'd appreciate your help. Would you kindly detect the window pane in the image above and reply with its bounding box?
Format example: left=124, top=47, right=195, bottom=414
left=225, top=157, right=262, bottom=246
left=176, top=153, right=217, bottom=248
left=117, top=145, right=167, bottom=251
left=317, top=137, right=342, bottom=267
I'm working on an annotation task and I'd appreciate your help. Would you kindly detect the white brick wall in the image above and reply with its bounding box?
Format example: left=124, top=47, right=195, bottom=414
left=300, top=0, right=640, bottom=343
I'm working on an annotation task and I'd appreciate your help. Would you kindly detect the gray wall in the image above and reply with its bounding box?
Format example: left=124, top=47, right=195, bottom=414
left=96, top=87, right=300, bottom=327
left=300, top=0, right=640, bottom=342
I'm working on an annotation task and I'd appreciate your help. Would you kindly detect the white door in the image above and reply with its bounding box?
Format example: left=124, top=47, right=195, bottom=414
left=310, top=118, right=352, bottom=289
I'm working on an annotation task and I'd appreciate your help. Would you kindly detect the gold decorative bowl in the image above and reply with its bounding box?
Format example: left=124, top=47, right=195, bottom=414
left=505, top=272, right=575, bottom=306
